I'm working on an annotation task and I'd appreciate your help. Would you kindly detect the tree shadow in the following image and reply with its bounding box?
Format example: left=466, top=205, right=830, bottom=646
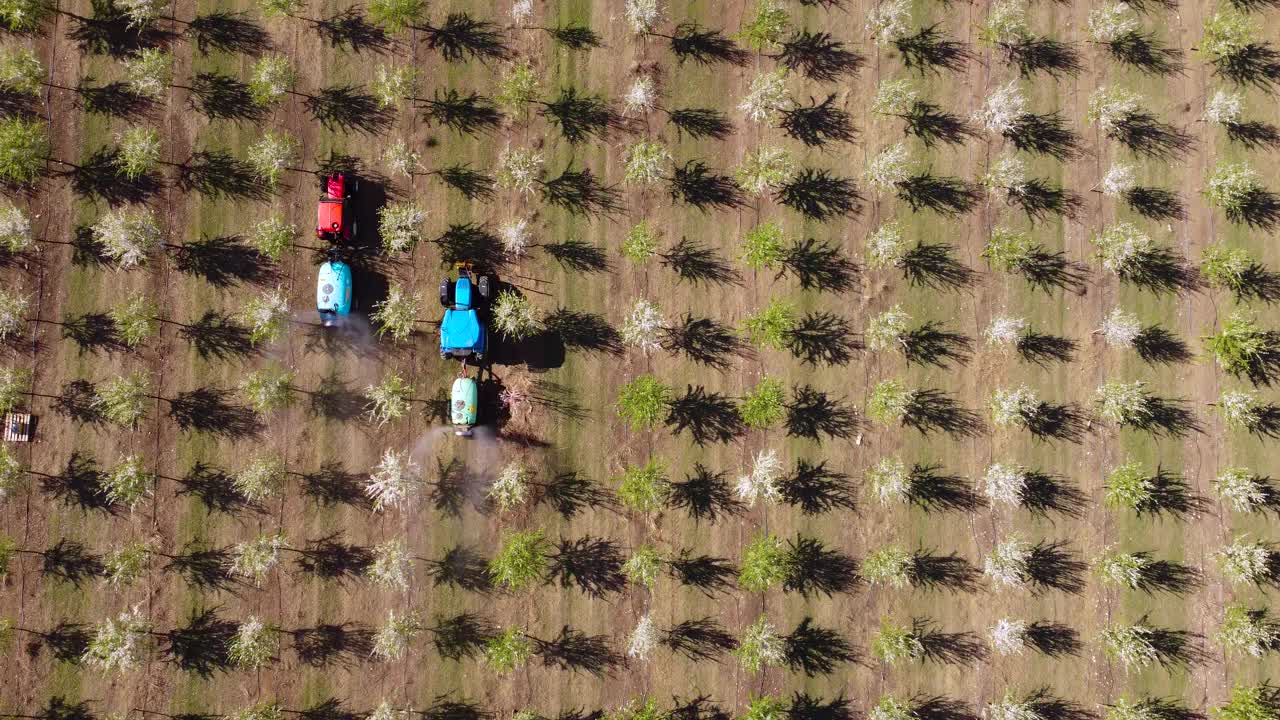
left=519, top=379, right=590, bottom=421
left=668, top=107, right=733, bottom=140
left=1025, top=541, right=1086, bottom=594
left=1139, top=396, right=1202, bottom=438
left=298, top=697, right=360, bottom=720
left=666, top=385, right=743, bottom=445
left=1127, top=621, right=1206, bottom=669
left=903, top=389, right=984, bottom=438
left=1129, top=468, right=1208, bottom=519
left=312, top=8, right=388, bottom=53
left=909, top=551, right=980, bottom=592
left=168, top=387, right=260, bottom=438
left=662, top=617, right=734, bottom=661
left=430, top=612, right=496, bottom=660
left=50, top=379, right=103, bottom=424
left=900, top=243, right=974, bottom=291
left=894, top=25, right=972, bottom=74
left=540, top=24, right=602, bottom=51
left=77, top=80, right=153, bottom=119
left=544, top=309, right=621, bottom=355
left=902, top=322, right=972, bottom=368
left=1108, top=112, right=1195, bottom=160
left=66, top=148, right=163, bottom=205
left=434, top=164, right=495, bottom=201
left=162, top=607, right=236, bottom=676
left=422, top=696, right=493, bottom=720
left=1211, top=43, right=1280, bottom=95
left=913, top=618, right=988, bottom=665
left=1024, top=621, right=1081, bottom=657
left=662, top=314, right=747, bottom=370
left=542, top=471, right=614, bottom=518
left=422, top=12, right=510, bottom=63
left=1005, top=112, right=1080, bottom=160
left=27, top=624, right=90, bottom=663
left=174, top=235, right=276, bottom=287
left=305, top=84, right=393, bottom=134
left=780, top=94, right=856, bottom=147
left=782, top=238, right=858, bottom=292
left=669, top=464, right=744, bottom=524
left=1008, top=248, right=1088, bottom=294
left=777, top=30, right=863, bottom=81
left=165, top=542, right=237, bottom=591
left=297, top=461, right=371, bottom=509
left=912, top=697, right=978, bottom=720
left=669, top=160, right=743, bottom=210
left=1006, top=178, right=1082, bottom=220
left=294, top=533, right=373, bottom=582
left=179, top=150, right=269, bottom=201
left=188, top=11, right=271, bottom=55
left=1123, top=186, right=1185, bottom=221
left=538, top=87, right=621, bottom=144
left=784, top=617, right=857, bottom=676
left=433, top=222, right=507, bottom=268
left=670, top=697, right=730, bottom=720
left=189, top=72, right=264, bottom=121
left=786, top=311, right=861, bottom=366
left=1022, top=401, right=1088, bottom=443
left=899, top=101, right=979, bottom=148
left=896, top=173, right=980, bottom=215
left=419, top=89, right=502, bottom=136
left=789, top=694, right=854, bottom=720
left=292, top=623, right=373, bottom=667
left=533, top=625, right=621, bottom=676
left=775, top=169, right=861, bottom=221
left=61, top=312, right=126, bottom=354
left=781, top=459, right=856, bottom=514
left=539, top=167, right=622, bottom=217
left=1227, top=120, right=1280, bottom=151
left=1026, top=689, right=1100, bottom=720
left=1017, top=470, right=1086, bottom=519
left=1132, top=324, right=1191, bottom=365
left=668, top=550, right=735, bottom=596
left=1000, top=37, right=1083, bottom=77
left=429, top=457, right=472, bottom=517
left=1221, top=186, right=1280, bottom=230
left=905, top=463, right=983, bottom=512
left=660, top=239, right=742, bottom=286
left=26, top=697, right=96, bottom=720
left=1107, top=31, right=1183, bottom=75
left=668, top=22, right=747, bottom=65
left=1120, top=247, right=1197, bottom=294
left=68, top=0, right=176, bottom=57
left=785, top=535, right=859, bottom=597
left=307, top=371, right=364, bottom=422
left=178, top=311, right=255, bottom=361
left=40, top=452, right=114, bottom=514
left=548, top=535, right=625, bottom=598
left=1129, top=553, right=1202, bottom=595
left=426, top=544, right=492, bottom=593
left=175, top=461, right=257, bottom=515
left=1103, top=699, right=1201, bottom=720
left=786, top=385, right=858, bottom=441
left=541, top=239, right=611, bottom=273
left=41, top=538, right=104, bottom=584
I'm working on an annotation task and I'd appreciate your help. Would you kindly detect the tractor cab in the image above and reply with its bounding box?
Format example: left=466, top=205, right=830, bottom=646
left=439, top=263, right=490, bottom=361
left=450, top=376, right=479, bottom=436
left=316, top=251, right=354, bottom=326
left=316, top=172, right=358, bottom=243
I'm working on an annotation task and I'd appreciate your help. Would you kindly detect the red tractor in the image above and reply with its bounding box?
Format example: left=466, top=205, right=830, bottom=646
left=316, top=172, right=358, bottom=243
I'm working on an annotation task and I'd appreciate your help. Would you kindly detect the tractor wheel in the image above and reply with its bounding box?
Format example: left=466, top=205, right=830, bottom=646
left=350, top=178, right=360, bottom=195
left=350, top=221, right=358, bottom=240
left=477, top=275, right=491, bottom=299
left=439, top=279, right=451, bottom=307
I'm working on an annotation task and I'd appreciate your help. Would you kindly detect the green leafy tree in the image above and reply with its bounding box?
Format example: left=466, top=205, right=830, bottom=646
left=0, top=0, right=51, bottom=31
left=101, top=455, right=154, bottom=510
left=741, top=222, right=787, bottom=270
left=249, top=215, right=296, bottom=262
left=1214, top=683, right=1280, bottom=720
left=0, top=291, right=26, bottom=341
left=0, top=48, right=43, bottom=96
left=741, top=298, right=795, bottom=350
left=258, top=0, right=303, bottom=18
left=733, top=615, right=784, bottom=672
left=373, top=64, right=417, bottom=109
left=738, top=532, right=787, bottom=592
left=871, top=619, right=924, bottom=664
left=367, top=539, right=410, bottom=589
left=737, top=0, right=789, bottom=51
left=109, top=292, right=158, bottom=347
left=622, top=222, right=659, bottom=264
left=738, top=376, right=786, bottom=428
left=371, top=609, right=423, bottom=660
left=371, top=284, right=420, bottom=341
left=623, top=544, right=664, bottom=588
left=867, top=380, right=914, bottom=425
left=123, top=48, right=172, bottom=99
left=623, top=140, right=671, bottom=185
left=0, top=366, right=31, bottom=413
left=0, top=118, right=48, bottom=185
left=115, top=126, right=161, bottom=180
left=239, top=287, right=290, bottom=346
left=228, top=616, right=277, bottom=669
left=367, top=0, right=425, bottom=32
left=94, top=371, right=151, bottom=427
left=615, top=375, right=671, bottom=430
left=233, top=455, right=286, bottom=503
left=229, top=533, right=286, bottom=585
left=0, top=445, right=26, bottom=501
left=489, top=529, right=549, bottom=591
left=862, top=546, right=913, bottom=588
left=246, top=131, right=299, bottom=188
left=1201, top=243, right=1255, bottom=296
left=616, top=459, right=669, bottom=513
left=496, top=61, right=539, bottom=113
left=102, top=540, right=149, bottom=586
left=1205, top=312, right=1278, bottom=382
left=249, top=55, right=295, bottom=106
left=735, top=146, right=794, bottom=195
left=492, top=289, right=540, bottom=340
left=1218, top=604, right=1279, bottom=658
left=741, top=697, right=788, bottom=720
left=239, top=365, right=295, bottom=413
left=484, top=627, right=533, bottom=673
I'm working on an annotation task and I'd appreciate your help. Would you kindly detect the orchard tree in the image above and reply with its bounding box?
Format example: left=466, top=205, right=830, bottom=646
left=364, top=373, right=411, bottom=425
left=246, top=131, right=299, bottom=189
left=115, top=126, right=161, bottom=180
left=988, top=385, right=1039, bottom=430
left=0, top=366, right=30, bottom=414
left=735, top=448, right=783, bottom=507
left=1214, top=466, right=1274, bottom=513
left=0, top=445, right=25, bottom=501
left=1201, top=243, right=1270, bottom=301
left=373, top=64, right=417, bottom=110
left=0, top=290, right=27, bottom=341
left=989, top=618, right=1028, bottom=656
left=92, top=206, right=162, bottom=268
left=94, top=370, right=151, bottom=427
left=379, top=201, right=427, bottom=253
left=623, top=140, right=672, bottom=185
left=871, top=619, right=924, bottom=665
left=615, top=374, right=670, bottom=430
left=101, top=455, right=154, bottom=510
left=624, top=0, right=663, bottom=34
left=1215, top=684, right=1280, bottom=720
left=109, top=292, right=158, bottom=347
left=124, top=48, right=172, bottom=100
left=735, top=146, right=795, bottom=195
left=1218, top=604, right=1279, bottom=658
left=372, top=609, right=424, bottom=660
left=616, top=458, right=669, bottom=513
left=489, top=529, right=549, bottom=591
left=741, top=222, right=787, bottom=270
left=983, top=535, right=1032, bottom=589
left=495, top=62, right=540, bottom=115
left=739, top=68, right=788, bottom=123
left=1198, top=9, right=1280, bottom=91
left=627, top=614, right=657, bottom=661
left=1216, top=536, right=1273, bottom=586
left=249, top=55, right=296, bottom=107
left=1100, top=162, right=1185, bottom=220
left=0, top=117, right=48, bottom=185
left=233, top=455, right=286, bottom=503
left=622, top=222, right=659, bottom=264
left=257, top=0, right=303, bottom=16
left=371, top=284, right=420, bottom=341
left=239, top=287, right=289, bottom=346
left=102, top=540, right=150, bottom=586
left=239, top=365, right=294, bottom=414
left=229, top=533, right=286, bottom=585
left=117, top=0, right=166, bottom=27
left=1098, top=308, right=1143, bottom=349
left=738, top=532, right=787, bottom=591
left=862, top=546, right=914, bottom=588
left=621, top=298, right=666, bottom=351
left=1205, top=312, right=1280, bottom=384
left=499, top=217, right=531, bottom=258
left=83, top=606, right=151, bottom=672
left=492, top=289, right=540, bottom=340
left=0, top=48, right=42, bottom=96
left=622, top=75, right=656, bottom=117
left=1206, top=162, right=1279, bottom=228
left=737, top=0, right=789, bottom=51
left=248, top=215, right=296, bottom=262
left=1091, top=222, right=1188, bottom=291
left=383, top=140, right=422, bottom=179
left=864, top=0, right=911, bottom=46
left=0, top=201, right=32, bottom=254
left=487, top=461, right=530, bottom=513
left=623, top=544, right=663, bottom=588
left=734, top=615, right=784, bottom=672
left=366, top=449, right=423, bottom=511
left=484, top=626, right=533, bottom=673
left=367, top=539, right=411, bottom=590
left=368, top=0, right=425, bottom=32
left=741, top=298, right=795, bottom=351
left=228, top=616, right=277, bottom=669
left=1088, top=2, right=1181, bottom=74
left=738, top=376, right=786, bottom=429
left=0, top=0, right=52, bottom=31
left=496, top=147, right=543, bottom=193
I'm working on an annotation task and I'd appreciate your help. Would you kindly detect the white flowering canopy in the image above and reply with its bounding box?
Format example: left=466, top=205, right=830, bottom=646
left=366, top=449, right=424, bottom=512
left=735, top=448, right=784, bottom=507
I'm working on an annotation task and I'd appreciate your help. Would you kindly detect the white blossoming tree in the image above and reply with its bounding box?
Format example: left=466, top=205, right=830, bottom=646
left=492, top=289, right=540, bottom=340
left=366, top=449, right=423, bottom=511
left=228, top=616, right=277, bottom=669
left=372, top=609, right=424, bottom=660
left=733, top=615, right=784, bottom=673
left=496, top=147, right=543, bottom=194
left=83, top=606, right=151, bottom=672
left=233, top=455, right=287, bottom=503
left=367, top=539, right=411, bottom=590
left=124, top=48, right=172, bottom=99
left=238, top=287, right=290, bottom=346
left=378, top=201, right=427, bottom=254
left=621, top=298, right=666, bottom=352
left=627, top=614, right=658, bottom=661
left=0, top=201, right=32, bottom=254
left=488, top=460, right=530, bottom=512
left=101, top=454, right=155, bottom=510
left=735, top=146, right=794, bottom=195
left=229, top=533, right=287, bottom=585
left=92, top=206, right=162, bottom=268
left=246, top=131, right=299, bottom=188
left=739, top=69, right=789, bottom=123
left=984, top=535, right=1032, bottom=589
left=735, top=448, right=783, bottom=507
left=371, top=284, right=420, bottom=341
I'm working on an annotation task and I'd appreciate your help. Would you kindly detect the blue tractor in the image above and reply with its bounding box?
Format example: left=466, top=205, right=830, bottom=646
left=439, top=263, right=490, bottom=360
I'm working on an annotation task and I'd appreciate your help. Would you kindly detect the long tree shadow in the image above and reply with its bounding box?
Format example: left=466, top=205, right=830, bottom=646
left=539, top=167, right=622, bottom=217
left=913, top=618, right=988, bottom=665
left=779, top=95, right=856, bottom=147
left=999, top=37, right=1083, bottom=77
left=178, top=311, right=255, bottom=361
left=912, top=697, right=978, bottom=720
left=786, top=311, right=861, bottom=366
left=910, top=551, right=980, bottom=592
left=421, top=12, right=510, bottom=63
left=670, top=696, right=730, bottom=720
left=40, top=538, right=105, bottom=584
left=40, top=452, right=115, bottom=515
left=175, top=461, right=258, bottom=515
left=669, top=160, right=743, bottom=211
left=786, top=385, right=858, bottom=441
left=174, top=235, right=276, bottom=287
left=548, top=536, right=625, bottom=598
left=900, top=243, right=974, bottom=291
left=894, top=25, right=972, bottom=74
left=540, top=239, right=610, bottom=274
left=1125, top=468, right=1208, bottom=519
left=784, top=617, right=858, bottom=676
left=896, top=174, right=981, bottom=215
left=662, top=617, right=735, bottom=661
left=168, top=387, right=261, bottom=438
left=902, top=389, right=984, bottom=438
left=904, top=463, right=983, bottom=512
left=294, top=533, right=373, bottom=582
left=189, top=72, right=264, bottom=121
left=902, top=322, right=972, bottom=368
left=298, top=697, right=361, bottom=720
left=662, top=314, right=748, bottom=370
left=296, top=461, right=371, bottom=509
left=1005, top=112, right=1080, bottom=159
left=1126, top=552, right=1203, bottom=595
left=1125, top=186, right=1185, bottom=221
left=781, top=459, right=856, bottom=515
left=1020, top=470, right=1087, bottom=518
left=537, top=87, right=621, bottom=144
left=188, top=11, right=271, bottom=54
left=1121, top=247, right=1198, bottom=294
left=1024, top=621, right=1082, bottom=657
left=23, top=697, right=96, bottom=720
left=422, top=696, right=493, bottom=720
left=26, top=624, right=90, bottom=663
left=1021, top=401, right=1088, bottom=443
left=544, top=308, right=621, bottom=355
left=669, top=464, right=744, bottom=524
left=788, top=693, right=854, bottom=720
left=426, top=544, right=492, bottom=593
left=307, top=371, right=364, bottom=422
left=785, top=535, right=859, bottom=597
left=782, top=238, right=858, bottom=292
left=61, top=312, right=126, bottom=354
left=775, top=169, right=862, bottom=221
left=1025, top=541, right=1087, bottom=594
left=1133, top=325, right=1192, bottom=365
left=533, top=625, right=621, bottom=676
left=1025, top=689, right=1099, bottom=720
left=665, top=22, right=747, bottom=65
left=179, top=150, right=269, bottom=201
left=434, top=223, right=508, bottom=268
left=660, top=237, right=742, bottom=286
left=305, top=85, right=393, bottom=134
left=1106, top=31, right=1183, bottom=75
left=311, top=7, right=388, bottom=52
left=430, top=612, right=496, bottom=660
left=541, top=471, right=615, bottom=518
left=162, top=607, right=236, bottom=676
left=292, top=623, right=373, bottom=667
left=1227, top=120, right=1280, bottom=151
left=667, top=107, right=733, bottom=140
left=418, top=89, right=503, bottom=136
left=1108, top=113, right=1195, bottom=160
left=77, top=80, right=153, bottom=119
left=66, top=148, right=163, bottom=205
left=668, top=550, right=735, bottom=596
left=666, top=385, right=743, bottom=445
left=49, top=380, right=103, bottom=424
left=68, top=0, right=176, bottom=57
left=164, top=542, right=237, bottom=591
left=777, top=29, right=863, bottom=81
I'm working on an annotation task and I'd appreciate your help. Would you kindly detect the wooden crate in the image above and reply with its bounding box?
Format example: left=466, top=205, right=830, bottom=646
left=3, top=412, right=32, bottom=442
